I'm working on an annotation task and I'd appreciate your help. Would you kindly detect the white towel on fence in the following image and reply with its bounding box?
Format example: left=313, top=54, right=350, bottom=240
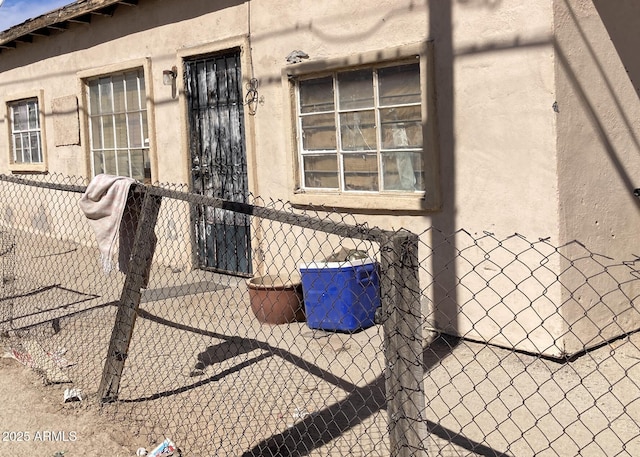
left=79, top=174, right=137, bottom=273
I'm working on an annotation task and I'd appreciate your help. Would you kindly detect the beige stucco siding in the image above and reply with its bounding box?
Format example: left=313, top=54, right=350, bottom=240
left=0, top=0, right=561, bottom=238
left=451, top=1, right=558, bottom=240
left=553, top=0, right=640, bottom=354
left=0, top=0, right=637, bottom=355
left=555, top=0, right=640, bottom=254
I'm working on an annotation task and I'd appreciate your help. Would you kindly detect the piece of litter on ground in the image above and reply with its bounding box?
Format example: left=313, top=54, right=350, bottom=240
left=136, top=448, right=148, bottom=456
left=8, top=341, right=72, bottom=383
left=63, top=387, right=83, bottom=403
left=292, top=407, right=310, bottom=420
left=7, top=346, right=35, bottom=368
left=147, top=438, right=179, bottom=457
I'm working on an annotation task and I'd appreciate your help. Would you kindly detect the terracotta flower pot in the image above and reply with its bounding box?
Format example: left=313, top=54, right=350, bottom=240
left=247, top=274, right=305, bottom=324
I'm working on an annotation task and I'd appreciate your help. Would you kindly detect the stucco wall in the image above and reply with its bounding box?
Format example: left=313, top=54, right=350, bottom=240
left=553, top=0, right=640, bottom=354
left=2, top=0, right=637, bottom=355
left=0, top=0, right=560, bottom=238
left=555, top=0, right=640, bottom=257
left=242, top=0, right=559, bottom=239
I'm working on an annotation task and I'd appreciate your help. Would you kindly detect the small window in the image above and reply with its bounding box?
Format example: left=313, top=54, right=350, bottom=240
left=8, top=97, right=44, bottom=167
left=295, top=62, right=424, bottom=194
left=87, top=68, right=150, bottom=182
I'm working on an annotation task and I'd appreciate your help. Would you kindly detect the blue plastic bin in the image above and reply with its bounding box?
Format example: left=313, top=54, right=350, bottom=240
left=299, top=258, right=380, bottom=332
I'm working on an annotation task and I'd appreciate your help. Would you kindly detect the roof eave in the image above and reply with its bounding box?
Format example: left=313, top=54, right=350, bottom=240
left=0, top=0, right=138, bottom=50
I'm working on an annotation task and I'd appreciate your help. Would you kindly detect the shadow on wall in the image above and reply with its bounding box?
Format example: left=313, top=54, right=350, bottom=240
left=556, top=0, right=640, bottom=210
left=32, top=206, right=50, bottom=232
left=592, top=0, right=640, bottom=99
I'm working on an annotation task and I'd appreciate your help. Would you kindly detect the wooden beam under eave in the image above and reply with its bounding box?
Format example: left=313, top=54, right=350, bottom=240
left=68, top=14, right=91, bottom=24
left=47, top=22, right=69, bottom=32
left=91, top=5, right=118, bottom=16
left=29, top=28, right=51, bottom=37
left=0, top=42, right=16, bottom=49
left=117, top=0, right=139, bottom=5
left=14, top=35, right=33, bottom=43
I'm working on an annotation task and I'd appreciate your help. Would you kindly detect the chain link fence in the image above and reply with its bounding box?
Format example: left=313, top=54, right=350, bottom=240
left=0, top=173, right=638, bottom=457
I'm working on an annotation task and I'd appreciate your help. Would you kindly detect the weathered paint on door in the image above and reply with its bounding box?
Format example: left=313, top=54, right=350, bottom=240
left=185, top=51, right=251, bottom=276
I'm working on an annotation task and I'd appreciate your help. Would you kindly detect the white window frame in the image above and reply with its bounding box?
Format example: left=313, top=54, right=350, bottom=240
left=296, top=63, right=424, bottom=193
left=78, top=59, right=156, bottom=184
left=85, top=68, right=150, bottom=183
left=5, top=90, right=47, bottom=173
left=284, top=42, right=440, bottom=212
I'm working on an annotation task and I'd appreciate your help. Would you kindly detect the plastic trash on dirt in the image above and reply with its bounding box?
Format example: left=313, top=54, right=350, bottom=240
left=63, top=388, right=83, bottom=403
left=8, top=341, right=72, bottom=384
left=147, top=438, right=180, bottom=457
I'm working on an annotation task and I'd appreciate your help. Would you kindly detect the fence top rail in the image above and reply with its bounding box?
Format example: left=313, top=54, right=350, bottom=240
left=147, top=186, right=396, bottom=241
left=0, top=174, right=399, bottom=242
left=0, top=173, right=86, bottom=193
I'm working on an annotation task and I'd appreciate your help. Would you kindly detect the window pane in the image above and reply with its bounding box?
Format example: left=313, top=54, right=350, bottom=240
left=343, top=153, right=378, bottom=191
left=99, top=77, right=113, bottom=114
left=93, top=150, right=105, bottom=175
left=103, top=150, right=117, bottom=175
left=138, top=71, right=145, bottom=99
left=299, top=77, right=334, bottom=113
left=302, top=113, right=336, bottom=150
left=17, top=133, right=28, bottom=162
left=128, top=113, right=143, bottom=147
left=112, top=74, right=126, bottom=113
left=22, top=132, right=30, bottom=161
left=378, top=64, right=421, bottom=106
left=130, top=149, right=146, bottom=181
left=125, top=71, right=141, bottom=110
left=12, top=103, right=27, bottom=131
left=27, top=101, right=39, bottom=129
left=380, top=106, right=423, bottom=149
left=340, top=110, right=376, bottom=151
left=13, top=135, right=23, bottom=161
left=303, top=154, right=338, bottom=189
left=91, top=117, right=103, bottom=150
left=30, top=132, right=42, bottom=162
left=116, top=150, right=130, bottom=177
left=141, top=111, right=149, bottom=146
left=382, top=151, right=424, bottom=191
left=102, top=116, right=115, bottom=149
left=338, top=70, right=373, bottom=110
left=88, top=81, right=100, bottom=115
left=115, top=114, right=128, bottom=148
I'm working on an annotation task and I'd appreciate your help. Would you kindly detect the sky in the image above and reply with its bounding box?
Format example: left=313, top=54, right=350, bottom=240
left=0, top=0, right=72, bottom=32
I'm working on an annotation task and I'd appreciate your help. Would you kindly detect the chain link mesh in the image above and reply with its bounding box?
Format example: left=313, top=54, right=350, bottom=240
left=0, top=173, right=638, bottom=456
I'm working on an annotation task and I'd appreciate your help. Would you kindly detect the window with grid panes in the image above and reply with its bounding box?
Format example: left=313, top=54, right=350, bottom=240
left=9, top=98, right=43, bottom=165
left=87, top=68, right=150, bottom=182
left=296, top=62, right=424, bottom=193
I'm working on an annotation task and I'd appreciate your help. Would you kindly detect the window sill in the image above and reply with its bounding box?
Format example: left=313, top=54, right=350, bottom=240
left=9, top=163, right=47, bottom=174
left=290, top=190, right=440, bottom=213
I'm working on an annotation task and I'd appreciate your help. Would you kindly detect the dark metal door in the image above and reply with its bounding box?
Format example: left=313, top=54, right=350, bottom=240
left=186, top=51, right=251, bottom=276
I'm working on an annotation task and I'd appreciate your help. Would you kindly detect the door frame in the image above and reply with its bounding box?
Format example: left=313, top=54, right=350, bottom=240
left=177, top=37, right=259, bottom=275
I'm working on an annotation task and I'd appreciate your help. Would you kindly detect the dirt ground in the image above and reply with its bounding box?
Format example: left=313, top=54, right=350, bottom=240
left=0, top=356, right=142, bottom=457
left=1, top=209, right=639, bottom=456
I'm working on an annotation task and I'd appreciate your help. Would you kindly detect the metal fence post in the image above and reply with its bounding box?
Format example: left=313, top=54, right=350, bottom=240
left=98, top=189, right=162, bottom=403
left=381, top=231, right=428, bottom=457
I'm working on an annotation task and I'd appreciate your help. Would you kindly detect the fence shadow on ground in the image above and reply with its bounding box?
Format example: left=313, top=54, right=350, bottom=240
left=1, top=174, right=639, bottom=457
